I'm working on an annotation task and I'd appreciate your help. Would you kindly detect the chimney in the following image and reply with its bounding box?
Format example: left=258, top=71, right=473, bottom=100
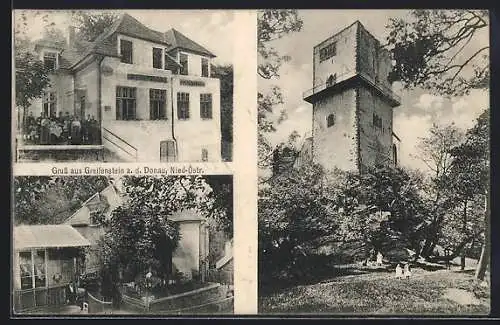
left=67, top=26, right=76, bottom=47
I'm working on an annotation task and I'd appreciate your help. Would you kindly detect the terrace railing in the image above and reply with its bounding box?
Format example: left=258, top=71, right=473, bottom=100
left=102, top=127, right=138, bottom=161
left=13, top=284, right=66, bottom=313
left=87, top=292, right=113, bottom=314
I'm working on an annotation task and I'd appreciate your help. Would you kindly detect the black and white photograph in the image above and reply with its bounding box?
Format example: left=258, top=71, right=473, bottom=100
left=258, top=10, right=490, bottom=314
left=13, top=10, right=234, bottom=162
left=12, top=175, right=234, bottom=315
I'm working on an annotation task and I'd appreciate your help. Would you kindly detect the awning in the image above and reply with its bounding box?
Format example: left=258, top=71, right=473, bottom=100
left=14, top=225, right=91, bottom=251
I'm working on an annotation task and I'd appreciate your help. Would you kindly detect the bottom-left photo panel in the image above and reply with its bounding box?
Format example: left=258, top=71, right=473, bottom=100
left=12, top=174, right=234, bottom=316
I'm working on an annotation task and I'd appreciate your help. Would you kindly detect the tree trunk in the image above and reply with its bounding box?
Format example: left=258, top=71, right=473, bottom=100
left=460, top=200, right=467, bottom=271
left=475, top=192, right=490, bottom=280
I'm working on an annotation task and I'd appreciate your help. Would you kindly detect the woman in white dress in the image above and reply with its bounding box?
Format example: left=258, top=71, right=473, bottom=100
left=404, top=263, right=412, bottom=279
left=395, top=264, right=403, bottom=279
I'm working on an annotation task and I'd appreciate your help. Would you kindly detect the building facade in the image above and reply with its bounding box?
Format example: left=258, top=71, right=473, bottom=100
left=25, top=13, right=221, bottom=162
left=13, top=225, right=91, bottom=312
left=303, top=21, right=401, bottom=172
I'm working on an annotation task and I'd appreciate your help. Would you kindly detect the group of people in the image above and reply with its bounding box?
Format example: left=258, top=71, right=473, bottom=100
left=395, top=263, right=412, bottom=279
left=22, top=111, right=101, bottom=146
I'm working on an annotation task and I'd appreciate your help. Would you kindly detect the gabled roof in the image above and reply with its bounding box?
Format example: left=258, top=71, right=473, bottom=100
left=35, top=13, right=215, bottom=70
left=63, top=184, right=121, bottom=226
left=164, top=28, right=216, bottom=58
left=114, top=13, right=168, bottom=45
left=14, top=225, right=91, bottom=250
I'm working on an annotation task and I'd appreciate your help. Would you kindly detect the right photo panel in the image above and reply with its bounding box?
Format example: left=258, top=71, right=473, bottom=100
left=258, top=9, right=490, bottom=315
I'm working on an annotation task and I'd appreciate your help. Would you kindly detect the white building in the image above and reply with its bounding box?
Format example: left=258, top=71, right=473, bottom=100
left=23, top=13, right=222, bottom=162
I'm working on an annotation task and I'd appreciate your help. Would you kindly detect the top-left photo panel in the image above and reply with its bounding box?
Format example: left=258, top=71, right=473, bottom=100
left=13, top=9, right=234, bottom=163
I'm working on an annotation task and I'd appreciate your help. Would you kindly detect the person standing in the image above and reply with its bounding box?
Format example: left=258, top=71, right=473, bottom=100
left=70, top=116, right=82, bottom=145
left=395, top=264, right=403, bottom=279
left=25, top=112, right=35, bottom=141
left=404, top=263, right=412, bottom=279
left=40, top=113, right=50, bottom=145
left=66, top=281, right=76, bottom=304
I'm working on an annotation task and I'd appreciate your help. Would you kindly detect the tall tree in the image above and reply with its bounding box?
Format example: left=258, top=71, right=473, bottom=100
left=448, top=110, right=489, bottom=278
left=386, top=10, right=489, bottom=97
left=338, top=165, right=427, bottom=256
left=71, top=11, right=119, bottom=42
left=203, top=175, right=233, bottom=237
left=15, top=50, right=51, bottom=129
left=257, top=10, right=303, bottom=170
left=413, top=123, right=465, bottom=258
left=13, top=176, right=110, bottom=225
left=258, top=163, right=337, bottom=281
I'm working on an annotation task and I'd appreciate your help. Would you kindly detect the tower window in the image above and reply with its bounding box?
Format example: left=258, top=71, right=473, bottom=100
left=201, top=148, right=208, bottom=161
left=373, top=113, right=382, bottom=129
left=319, top=42, right=337, bottom=62
left=327, top=114, right=335, bottom=128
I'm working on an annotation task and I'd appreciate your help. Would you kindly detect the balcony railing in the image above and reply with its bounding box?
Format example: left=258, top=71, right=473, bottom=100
left=303, top=70, right=401, bottom=106
left=358, top=71, right=401, bottom=106
left=303, top=70, right=357, bottom=99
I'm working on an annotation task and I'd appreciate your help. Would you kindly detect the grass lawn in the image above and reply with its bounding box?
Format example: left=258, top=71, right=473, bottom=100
left=259, top=269, right=490, bottom=315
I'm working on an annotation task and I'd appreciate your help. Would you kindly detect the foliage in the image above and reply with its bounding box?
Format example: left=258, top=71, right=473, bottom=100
left=98, top=175, right=232, bottom=288
left=211, top=64, right=234, bottom=161
left=13, top=176, right=110, bottom=225
left=259, top=162, right=425, bottom=283
left=413, top=123, right=465, bottom=258
left=15, top=50, right=51, bottom=110
left=259, top=163, right=337, bottom=281
left=71, top=11, right=119, bottom=42
left=258, top=9, right=303, bottom=80
left=386, top=10, right=489, bottom=96
left=42, top=25, right=66, bottom=45
left=447, top=109, right=489, bottom=277
left=270, top=131, right=301, bottom=176
left=257, top=10, right=303, bottom=170
left=337, top=165, right=427, bottom=254
left=204, top=175, right=233, bottom=236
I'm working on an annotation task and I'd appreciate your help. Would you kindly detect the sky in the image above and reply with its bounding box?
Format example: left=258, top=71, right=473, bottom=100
left=260, top=9, right=489, bottom=172
left=13, top=9, right=235, bottom=65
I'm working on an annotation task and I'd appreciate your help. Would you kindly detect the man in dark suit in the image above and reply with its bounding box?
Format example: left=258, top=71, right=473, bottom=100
left=66, top=281, right=76, bottom=304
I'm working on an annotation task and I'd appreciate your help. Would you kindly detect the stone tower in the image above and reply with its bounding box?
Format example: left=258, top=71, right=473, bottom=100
left=303, top=21, right=401, bottom=172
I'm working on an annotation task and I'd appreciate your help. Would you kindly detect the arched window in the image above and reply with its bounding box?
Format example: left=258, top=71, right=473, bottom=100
left=327, top=114, right=335, bottom=128
left=392, top=144, right=398, bottom=166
